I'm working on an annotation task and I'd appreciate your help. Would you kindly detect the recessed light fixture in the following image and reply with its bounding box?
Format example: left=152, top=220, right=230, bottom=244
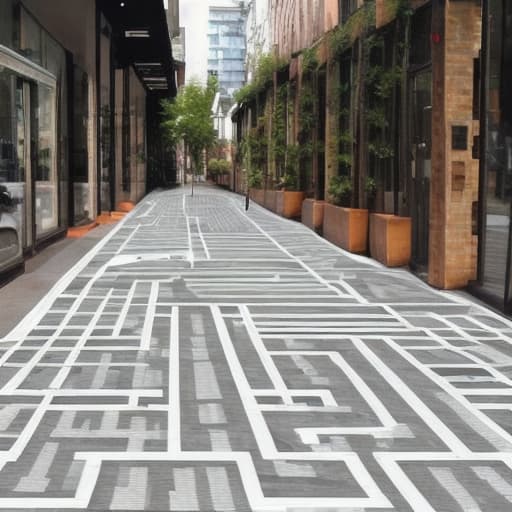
left=125, top=30, right=150, bottom=38
left=120, top=2, right=125, bottom=6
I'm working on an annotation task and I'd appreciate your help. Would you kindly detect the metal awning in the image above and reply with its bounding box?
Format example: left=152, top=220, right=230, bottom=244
left=97, top=0, right=177, bottom=97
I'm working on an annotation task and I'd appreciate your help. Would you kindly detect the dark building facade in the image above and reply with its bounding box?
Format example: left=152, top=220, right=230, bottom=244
left=474, top=0, right=512, bottom=312
left=0, top=0, right=176, bottom=282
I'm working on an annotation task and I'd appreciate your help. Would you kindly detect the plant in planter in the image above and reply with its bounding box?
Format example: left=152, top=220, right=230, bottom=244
left=365, top=176, right=377, bottom=211
left=216, top=159, right=231, bottom=187
left=248, top=168, right=263, bottom=189
left=277, top=144, right=300, bottom=190
left=248, top=168, right=264, bottom=204
left=328, top=175, right=352, bottom=207
left=324, top=175, right=368, bottom=253
left=208, top=158, right=220, bottom=181
left=276, top=173, right=296, bottom=190
left=274, top=144, right=304, bottom=218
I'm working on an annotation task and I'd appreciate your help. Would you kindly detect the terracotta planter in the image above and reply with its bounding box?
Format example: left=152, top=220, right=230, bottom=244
left=302, top=199, right=325, bottom=232
left=264, top=189, right=276, bottom=212
left=275, top=191, right=305, bottom=219
left=369, top=213, right=412, bottom=267
left=116, top=201, right=135, bottom=212
left=323, top=203, right=369, bottom=254
left=250, top=188, right=264, bottom=205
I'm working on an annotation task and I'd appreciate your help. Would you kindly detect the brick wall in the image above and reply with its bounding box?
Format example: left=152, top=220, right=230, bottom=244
left=428, top=0, right=481, bottom=289
left=271, top=0, right=339, bottom=59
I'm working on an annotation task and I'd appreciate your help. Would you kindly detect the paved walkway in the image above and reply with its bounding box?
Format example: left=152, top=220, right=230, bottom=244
left=1, top=185, right=512, bottom=511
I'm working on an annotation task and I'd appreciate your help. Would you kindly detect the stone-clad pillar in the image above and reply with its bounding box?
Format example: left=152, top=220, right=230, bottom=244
left=428, top=0, right=481, bottom=289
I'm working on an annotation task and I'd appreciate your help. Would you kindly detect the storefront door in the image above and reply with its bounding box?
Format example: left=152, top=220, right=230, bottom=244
left=410, top=69, right=432, bottom=269
left=478, top=0, right=512, bottom=312
left=0, top=45, right=57, bottom=273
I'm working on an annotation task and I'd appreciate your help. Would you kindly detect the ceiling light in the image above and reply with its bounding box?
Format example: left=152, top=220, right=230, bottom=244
left=125, top=30, right=150, bottom=38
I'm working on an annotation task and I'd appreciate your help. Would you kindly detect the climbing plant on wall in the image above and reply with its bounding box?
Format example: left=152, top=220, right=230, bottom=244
left=298, top=47, right=319, bottom=192
left=326, top=0, right=412, bottom=208
left=272, top=84, right=288, bottom=178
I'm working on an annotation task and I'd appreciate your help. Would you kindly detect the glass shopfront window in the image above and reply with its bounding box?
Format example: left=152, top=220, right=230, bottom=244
left=0, top=4, right=64, bottom=272
left=20, top=7, right=42, bottom=65
left=35, top=83, right=57, bottom=237
left=479, top=0, right=512, bottom=310
left=100, top=14, right=113, bottom=212
left=0, top=68, right=24, bottom=271
left=72, top=66, right=90, bottom=224
left=0, top=0, right=18, bottom=49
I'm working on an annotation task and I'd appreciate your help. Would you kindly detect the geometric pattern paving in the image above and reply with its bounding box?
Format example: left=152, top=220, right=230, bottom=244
left=1, top=185, right=512, bottom=510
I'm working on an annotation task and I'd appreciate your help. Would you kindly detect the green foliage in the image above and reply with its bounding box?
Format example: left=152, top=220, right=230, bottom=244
left=244, top=126, right=268, bottom=172
left=383, top=0, right=413, bottom=19
left=234, top=53, right=287, bottom=104
left=373, top=66, right=402, bottom=99
left=368, top=142, right=394, bottom=159
left=208, top=158, right=221, bottom=175
left=302, top=47, right=318, bottom=75
left=328, top=175, right=352, bottom=206
left=336, top=153, right=353, bottom=168
left=161, top=77, right=218, bottom=172
left=272, top=84, right=288, bottom=174
left=209, top=158, right=230, bottom=176
left=366, top=107, right=388, bottom=129
left=217, top=159, right=230, bottom=174
left=338, top=130, right=353, bottom=145
left=365, top=176, right=377, bottom=197
left=276, top=144, right=300, bottom=190
left=298, top=82, right=315, bottom=159
left=234, top=83, right=257, bottom=104
left=277, top=173, right=296, bottom=190
left=247, top=168, right=263, bottom=189
left=329, top=1, right=376, bottom=57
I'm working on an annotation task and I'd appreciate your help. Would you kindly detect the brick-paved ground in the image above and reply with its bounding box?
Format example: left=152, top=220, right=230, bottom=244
left=1, top=185, right=512, bottom=511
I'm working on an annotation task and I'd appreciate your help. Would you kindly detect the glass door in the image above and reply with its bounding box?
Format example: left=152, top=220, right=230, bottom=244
left=34, top=82, right=58, bottom=238
left=410, top=69, right=432, bottom=269
left=0, top=68, right=24, bottom=271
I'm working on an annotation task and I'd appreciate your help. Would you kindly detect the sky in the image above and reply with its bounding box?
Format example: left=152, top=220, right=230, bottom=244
left=179, top=0, right=209, bottom=84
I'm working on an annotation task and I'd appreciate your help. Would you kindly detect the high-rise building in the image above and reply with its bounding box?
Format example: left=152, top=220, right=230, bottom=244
left=207, top=1, right=247, bottom=98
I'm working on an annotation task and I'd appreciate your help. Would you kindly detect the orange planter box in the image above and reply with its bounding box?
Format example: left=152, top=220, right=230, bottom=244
left=369, top=213, right=412, bottom=267
left=302, top=199, right=325, bottom=232
left=275, top=191, right=305, bottom=219
left=67, top=221, right=98, bottom=238
left=264, top=189, right=276, bottom=212
left=116, top=201, right=135, bottom=212
left=250, top=189, right=264, bottom=205
left=323, top=204, right=369, bottom=253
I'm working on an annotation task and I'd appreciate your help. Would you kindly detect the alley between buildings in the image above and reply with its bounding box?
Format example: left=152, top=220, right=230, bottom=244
left=0, top=186, right=512, bottom=511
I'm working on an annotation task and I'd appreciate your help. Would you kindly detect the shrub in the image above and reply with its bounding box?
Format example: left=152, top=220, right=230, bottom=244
left=328, top=175, right=352, bottom=206
left=248, top=169, right=263, bottom=189
left=208, top=158, right=220, bottom=175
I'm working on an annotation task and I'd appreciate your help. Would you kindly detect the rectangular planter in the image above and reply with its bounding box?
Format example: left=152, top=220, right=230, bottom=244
left=250, top=188, right=264, bottom=205
left=275, top=191, right=305, bottom=219
left=302, top=199, right=325, bottom=233
left=264, top=189, right=276, bottom=212
left=323, top=204, right=369, bottom=254
left=369, top=213, right=412, bottom=267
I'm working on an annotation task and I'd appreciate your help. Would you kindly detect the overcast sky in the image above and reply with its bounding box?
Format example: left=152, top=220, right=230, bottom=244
left=178, top=0, right=209, bottom=84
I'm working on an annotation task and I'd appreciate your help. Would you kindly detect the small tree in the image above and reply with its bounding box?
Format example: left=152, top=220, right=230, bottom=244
left=161, top=77, right=218, bottom=193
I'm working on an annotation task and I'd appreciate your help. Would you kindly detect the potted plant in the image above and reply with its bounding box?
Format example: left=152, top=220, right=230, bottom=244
left=217, top=159, right=231, bottom=187
left=208, top=158, right=220, bottom=182
left=248, top=168, right=264, bottom=204
left=323, top=175, right=369, bottom=254
left=365, top=176, right=377, bottom=211
left=274, top=146, right=305, bottom=218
